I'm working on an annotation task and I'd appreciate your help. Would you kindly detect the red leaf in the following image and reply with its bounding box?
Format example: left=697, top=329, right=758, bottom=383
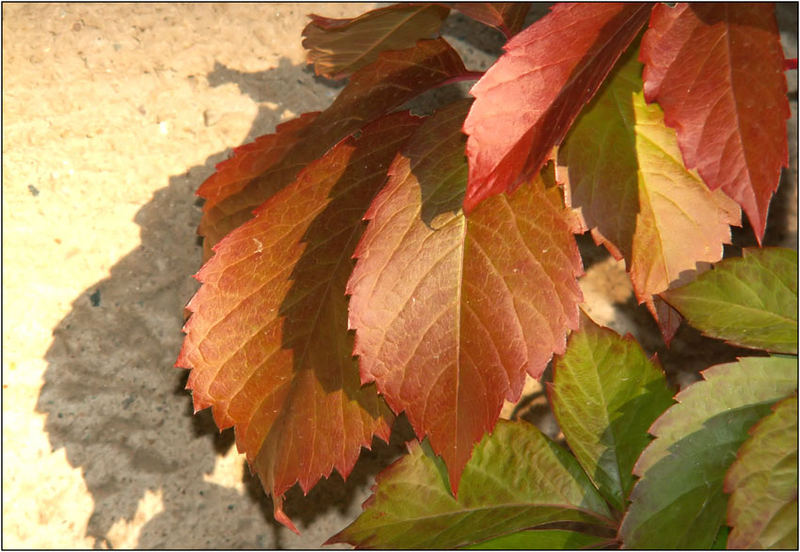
left=196, top=113, right=318, bottom=212
left=302, top=4, right=450, bottom=79
left=195, top=113, right=318, bottom=259
left=448, top=3, right=530, bottom=38
left=199, top=38, right=467, bottom=256
left=178, top=112, right=422, bottom=531
left=640, top=3, right=790, bottom=242
left=347, top=100, right=583, bottom=492
left=462, top=3, right=652, bottom=214
left=648, top=297, right=682, bottom=344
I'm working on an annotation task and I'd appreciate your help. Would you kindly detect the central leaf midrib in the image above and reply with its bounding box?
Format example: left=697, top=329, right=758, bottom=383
left=453, top=212, right=467, bottom=461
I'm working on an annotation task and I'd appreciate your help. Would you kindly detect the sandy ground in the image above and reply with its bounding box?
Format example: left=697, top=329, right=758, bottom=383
left=2, top=3, right=796, bottom=549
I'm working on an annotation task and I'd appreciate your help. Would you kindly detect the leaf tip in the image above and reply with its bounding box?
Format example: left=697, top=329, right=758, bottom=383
left=273, top=495, right=301, bottom=535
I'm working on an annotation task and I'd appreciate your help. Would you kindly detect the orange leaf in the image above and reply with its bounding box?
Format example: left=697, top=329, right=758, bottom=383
left=178, top=112, right=421, bottom=530
left=348, top=101, right=583, bottom=492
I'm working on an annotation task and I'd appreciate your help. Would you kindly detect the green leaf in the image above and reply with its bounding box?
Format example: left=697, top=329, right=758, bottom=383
left=302, top=4, right=450, bottom=79
left=662, top=247, right=798, bottom=354
left=464, top=528, right=611, bottom=549
left=619, top=356, right=798, bottom=548
left=712, top=526, right=730, bottom=549
left=329, top=421, right=614, bottom=549
left=725, top=395, right=798, bottom=549
left=559, top=45, right=740, bottom=340
left=550, top=314, right=674, bottom=512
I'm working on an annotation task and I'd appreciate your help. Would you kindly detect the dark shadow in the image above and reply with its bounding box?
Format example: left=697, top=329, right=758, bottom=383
left=248, top=416, right=416, bottom=549
left=276, top=112, right=418, bottom=402
left=440, top=3, right=554, bottom=67
left=37, top=55, right=408, bottom=548
left=206, top=57, right=345, bottom=142
left=692, top=2, right=785, bottom=30
left=411, top=99, right=473, bottom=227
left=37, top=145, right=253, bottom=547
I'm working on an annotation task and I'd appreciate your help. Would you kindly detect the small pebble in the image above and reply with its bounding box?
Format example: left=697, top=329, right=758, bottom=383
left=28, top=185, right=39, bottom=196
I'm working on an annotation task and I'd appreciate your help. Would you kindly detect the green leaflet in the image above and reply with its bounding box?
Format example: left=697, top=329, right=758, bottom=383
left=712, top=526, right=730, bottom=549
left=725, top=395, right=798, bottom=548
left=619, top=356, right=798, bottom=548
left=464, top=528, right=611, bottom=549
left=662, top=247, right=798, bottom=354
left=551, top=315, right=674, bottom=512
left=559, top=44, right=739, bottom=335
left=330, top=421, right=613, bottom=549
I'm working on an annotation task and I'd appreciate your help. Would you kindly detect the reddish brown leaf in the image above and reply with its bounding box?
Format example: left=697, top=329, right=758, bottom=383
left=449, top=3, right=530, bottom=38
left=648, top=297, right=682, bottom=345
left=462, top=3, right=652, bottom=214
left=195, top=113, right=318, bottom=259
left=640, top=3, right=789, bottom=242
left=178, top=112, right=422, bottom=532
left=199, top=38, right=467, bottom=257
left=196, top=112, right=318, bottom=212
left=302, top=4, right=450, bottom=79
left=347, top=100, right=583, bottom=492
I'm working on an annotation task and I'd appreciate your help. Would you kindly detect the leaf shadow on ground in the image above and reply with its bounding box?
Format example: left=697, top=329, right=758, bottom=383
left=35, top=56, right=414, bottom=549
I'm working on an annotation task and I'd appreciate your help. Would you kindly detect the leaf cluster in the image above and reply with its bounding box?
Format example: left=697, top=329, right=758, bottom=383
left=177, top=3, right=797, bottom=547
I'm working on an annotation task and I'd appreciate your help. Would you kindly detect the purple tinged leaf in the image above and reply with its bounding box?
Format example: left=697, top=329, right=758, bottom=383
left=302, top=4, right=450, bottom=79
left=448, top=3, right=530, bottom=38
